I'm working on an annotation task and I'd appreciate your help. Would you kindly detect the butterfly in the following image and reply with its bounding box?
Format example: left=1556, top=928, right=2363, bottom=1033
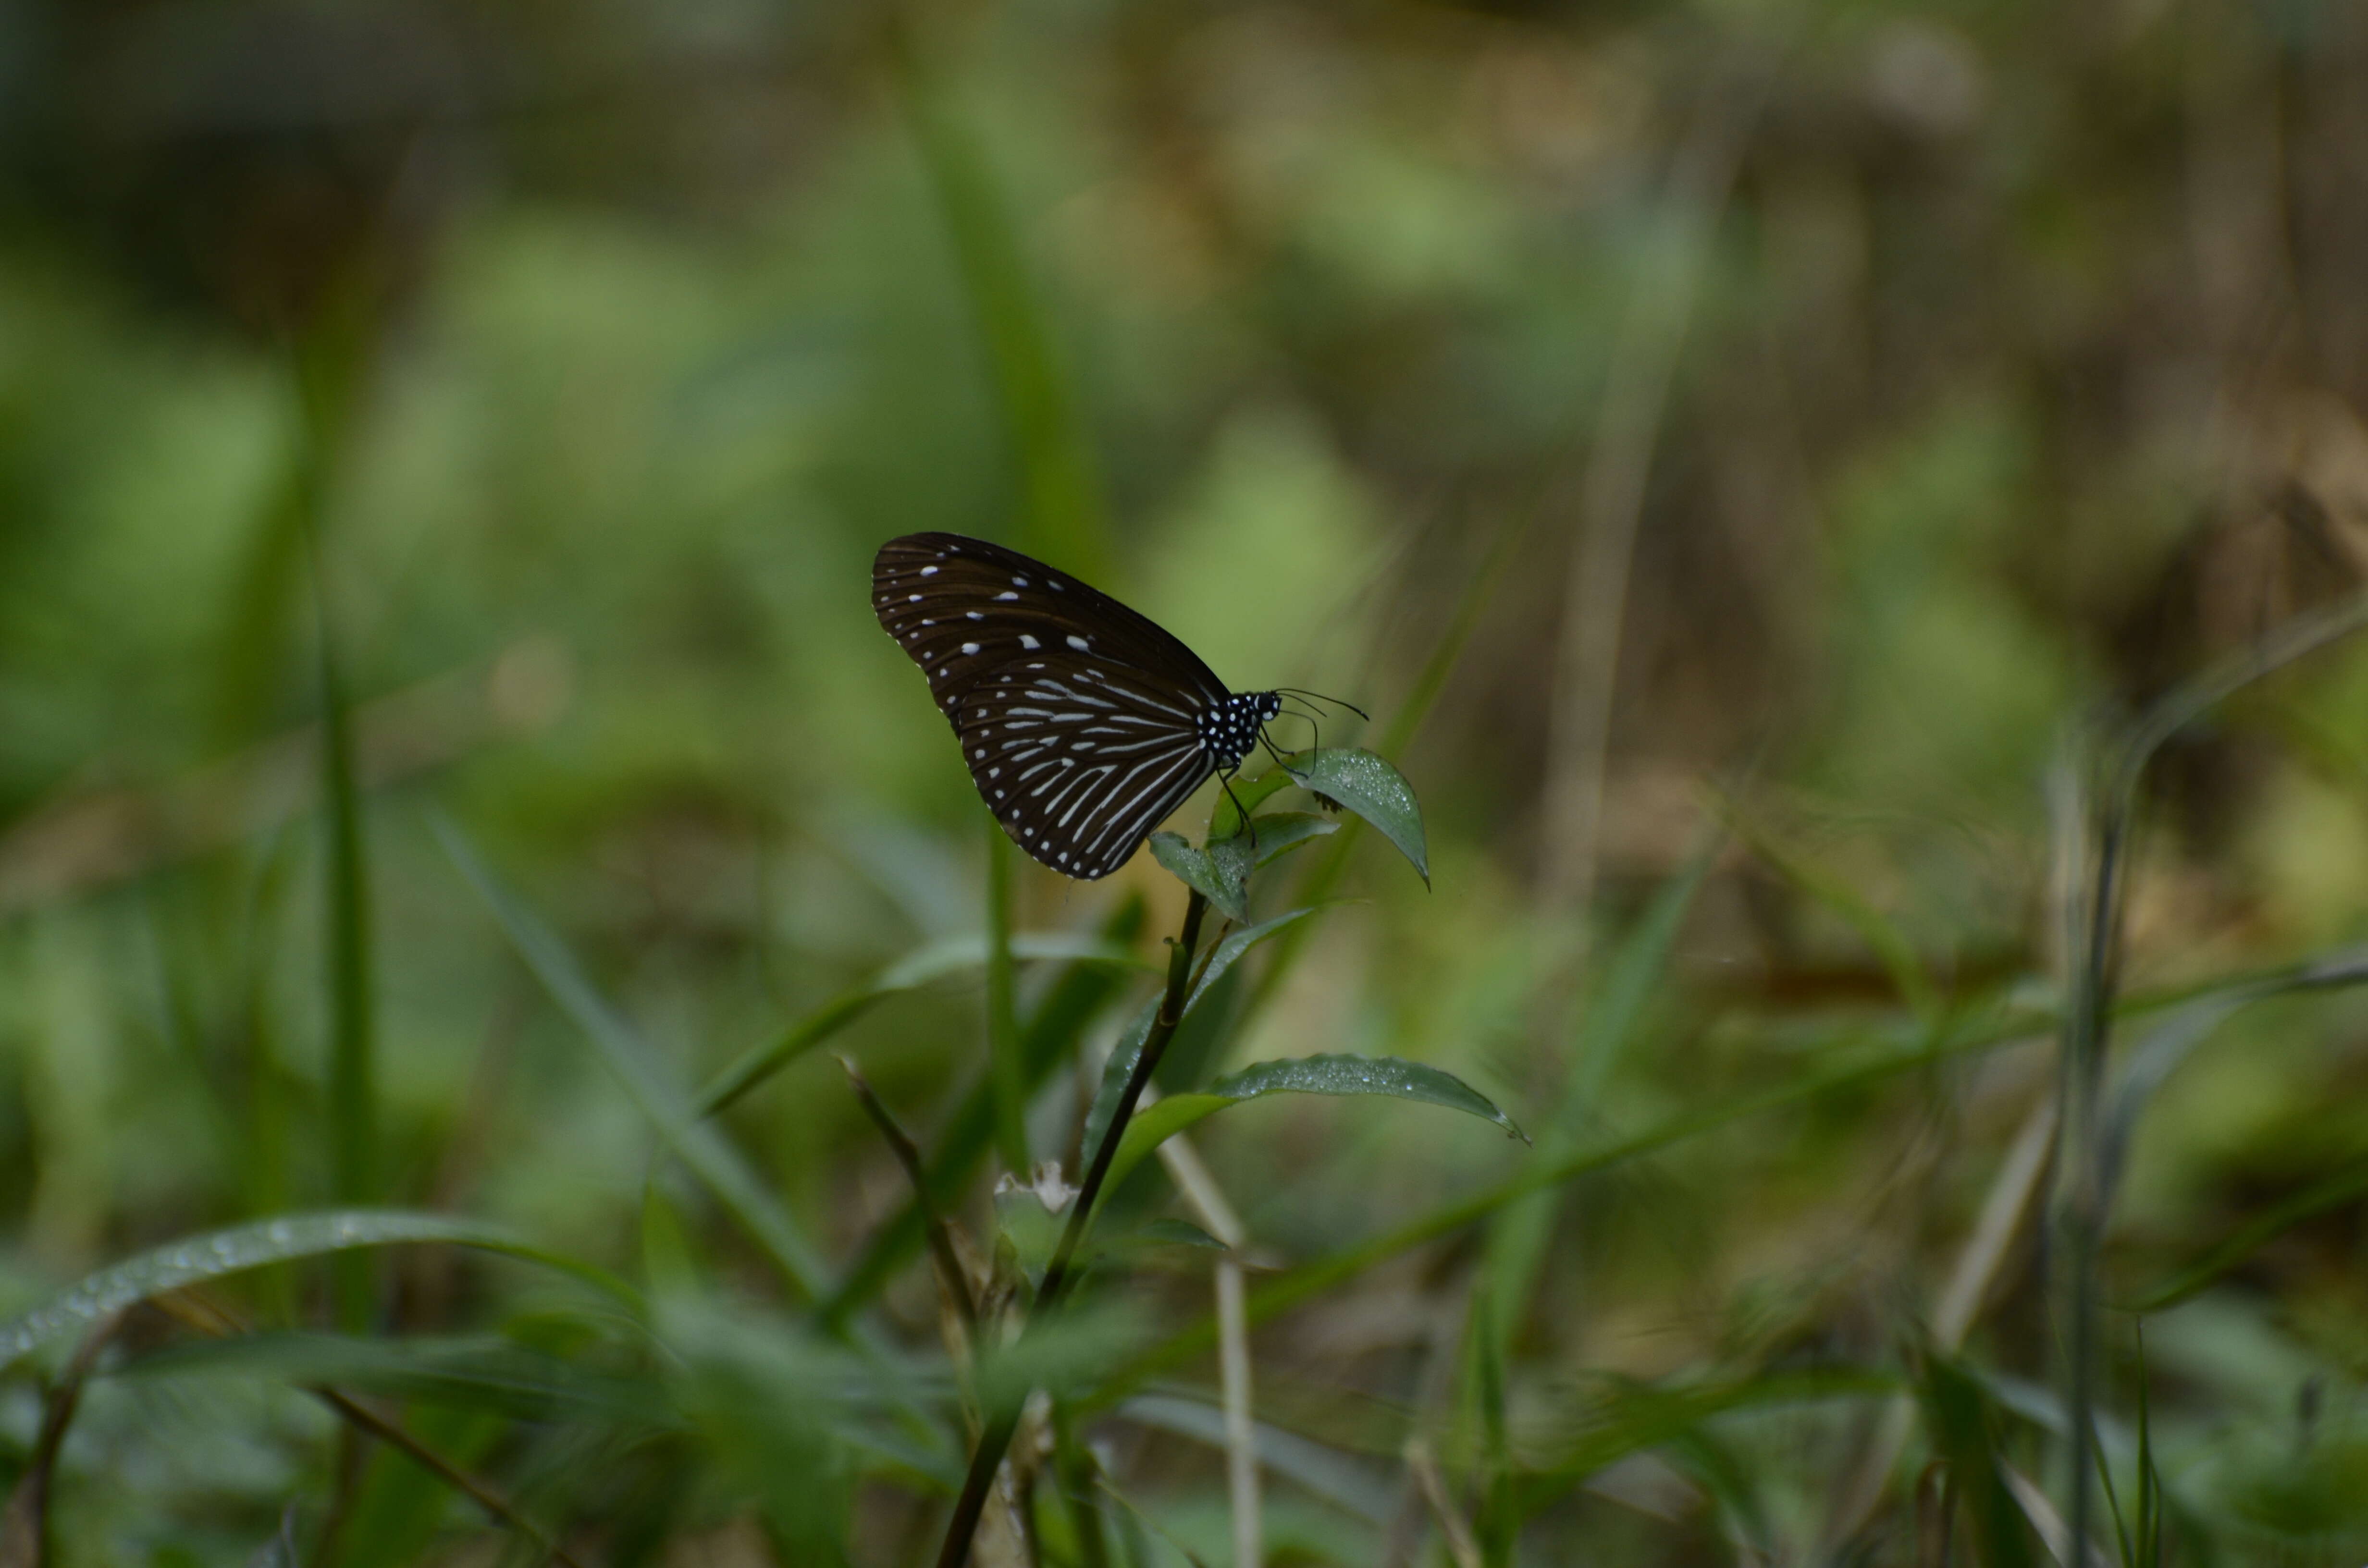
left=872, top=532, right=1290, bottom=880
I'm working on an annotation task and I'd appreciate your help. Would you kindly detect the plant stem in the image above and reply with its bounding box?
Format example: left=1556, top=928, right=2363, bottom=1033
left=986, top=823, right=1027, bottom=1175
left=934, top=891, right=1209, bottom=1568
left=2058, top=588, right=2368, bottom=1558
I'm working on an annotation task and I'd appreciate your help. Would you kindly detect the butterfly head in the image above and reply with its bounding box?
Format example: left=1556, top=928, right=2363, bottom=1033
left=1200, top=691, right=1283, bottom=771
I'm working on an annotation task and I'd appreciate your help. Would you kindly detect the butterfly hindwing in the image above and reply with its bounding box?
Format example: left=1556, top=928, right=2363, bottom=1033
left=871, top=532, right=1258, bottom=880
left=956, top=661, right=1216, bottom=880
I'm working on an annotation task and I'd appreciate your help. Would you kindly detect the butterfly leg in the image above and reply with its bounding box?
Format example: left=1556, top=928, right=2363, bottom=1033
left=1218, top=767, right=1259, bottom=851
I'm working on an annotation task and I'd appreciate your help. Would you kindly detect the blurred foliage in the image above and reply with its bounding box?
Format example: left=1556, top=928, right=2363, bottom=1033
left=3, top=0, right=2368, bottom=1562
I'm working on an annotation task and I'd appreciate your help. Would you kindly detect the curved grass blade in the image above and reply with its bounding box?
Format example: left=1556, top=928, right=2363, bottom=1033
left=1713, top=794, right=1937, bottom=1024
left=895, top=24, right=1108, bottom=580
left=1118, top=1394, right=1396, bottom=1526
left=2125, top=1153, right=2368, bottom=1311
left=1516, top=1369, right=1894, bottom=1514
left=0, top=1211, right=639, bottom=1368
left=436, top=816, right=831, bottom=1298
left=1104, top=1055, right=1525, bottom=1199
left=117, top=1330, right=668, bottom=1426
left=1484, top=846, right=1713, bottom=1348
left=697, top=932, right=1150, bottom=1118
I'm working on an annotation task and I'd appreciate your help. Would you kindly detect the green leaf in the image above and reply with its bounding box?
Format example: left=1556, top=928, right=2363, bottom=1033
left=1229, top=812, right=1340, bottom=871
left=1207, top=768, right=1306, bottom=843
left=1280, top=749, right=1428, bottom=884
left=1103, top=1054, right=1525, bottom=1198
left=0, top=1210, right=638, bottom=1368
left=1149, top=832, right=1246, bottom=922
left=1150, top=817, right=1337, bottom=923
left=1079, top=907, right=1322, bottom=1164
left=436, top=817, right=833, bottom=1299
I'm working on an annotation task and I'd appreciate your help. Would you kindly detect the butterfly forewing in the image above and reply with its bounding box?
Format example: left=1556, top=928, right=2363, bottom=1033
left=871, top=532, right=1246, bottom=880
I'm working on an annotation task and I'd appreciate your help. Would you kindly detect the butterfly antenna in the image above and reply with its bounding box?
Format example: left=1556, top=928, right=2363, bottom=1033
left=1273, top=686, right=1370, bottom=722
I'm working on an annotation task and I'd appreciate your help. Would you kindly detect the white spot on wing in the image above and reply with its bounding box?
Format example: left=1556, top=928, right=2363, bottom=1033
left=921, top=566, right=938, bottom=576
left=962, top=641, right=981, bottom=654
left=1066, top=635, right=1089, bottom=650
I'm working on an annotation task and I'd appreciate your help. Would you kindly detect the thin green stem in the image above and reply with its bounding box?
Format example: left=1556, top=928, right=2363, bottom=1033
left=312, top=539, right=376, bottom=1335
left=987, top=822, right=1027, bottom=1174
left=934, top=892, right=1209, bottom=1568
left=2058, top=588, right=2368, bottom=1558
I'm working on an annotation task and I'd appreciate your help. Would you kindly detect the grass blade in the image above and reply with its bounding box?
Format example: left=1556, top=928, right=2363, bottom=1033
left=435, top=816, right=833, bottom=1298
left=1483, top=848, right=1712, bottom=1350
left=0, top=1210, right=637, bottom=1367
left=695, top=931, right=1151, bottom=1118
left=986, top=822, right=1027, bottom=1173
left=896, top=28, right=1108, bottom=580
left=1916, top=1351, right=2037, bottom=1568
left=1517, top=1368, right=1893, bottom=1511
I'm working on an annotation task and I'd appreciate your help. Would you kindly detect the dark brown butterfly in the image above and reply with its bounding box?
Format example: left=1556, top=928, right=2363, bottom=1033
left=872, top=533, right=1283, bottom=879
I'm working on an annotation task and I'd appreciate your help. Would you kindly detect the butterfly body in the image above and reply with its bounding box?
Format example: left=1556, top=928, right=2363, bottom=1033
left=872, top=532, right=1281, bottom=880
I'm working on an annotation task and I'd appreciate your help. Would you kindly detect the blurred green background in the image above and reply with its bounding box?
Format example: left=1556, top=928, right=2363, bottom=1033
left=5, top=0, right=2368, bottom=1562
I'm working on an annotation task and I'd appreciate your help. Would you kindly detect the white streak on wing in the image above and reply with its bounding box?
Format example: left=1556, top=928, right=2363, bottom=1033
left=1088, top=680, right=1197, bottom=721
left=1077, top=744, right=1201, bottom=852
left=1034, top=765, right=1093, bottom=811
left=1081, top=749, right=1205, bottom=859
left=1056, top=765, right=1120, bottom=828
left=1069, top=731, right=1187, bottom=757
left=1028, top=682, right=1116, bottom=710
